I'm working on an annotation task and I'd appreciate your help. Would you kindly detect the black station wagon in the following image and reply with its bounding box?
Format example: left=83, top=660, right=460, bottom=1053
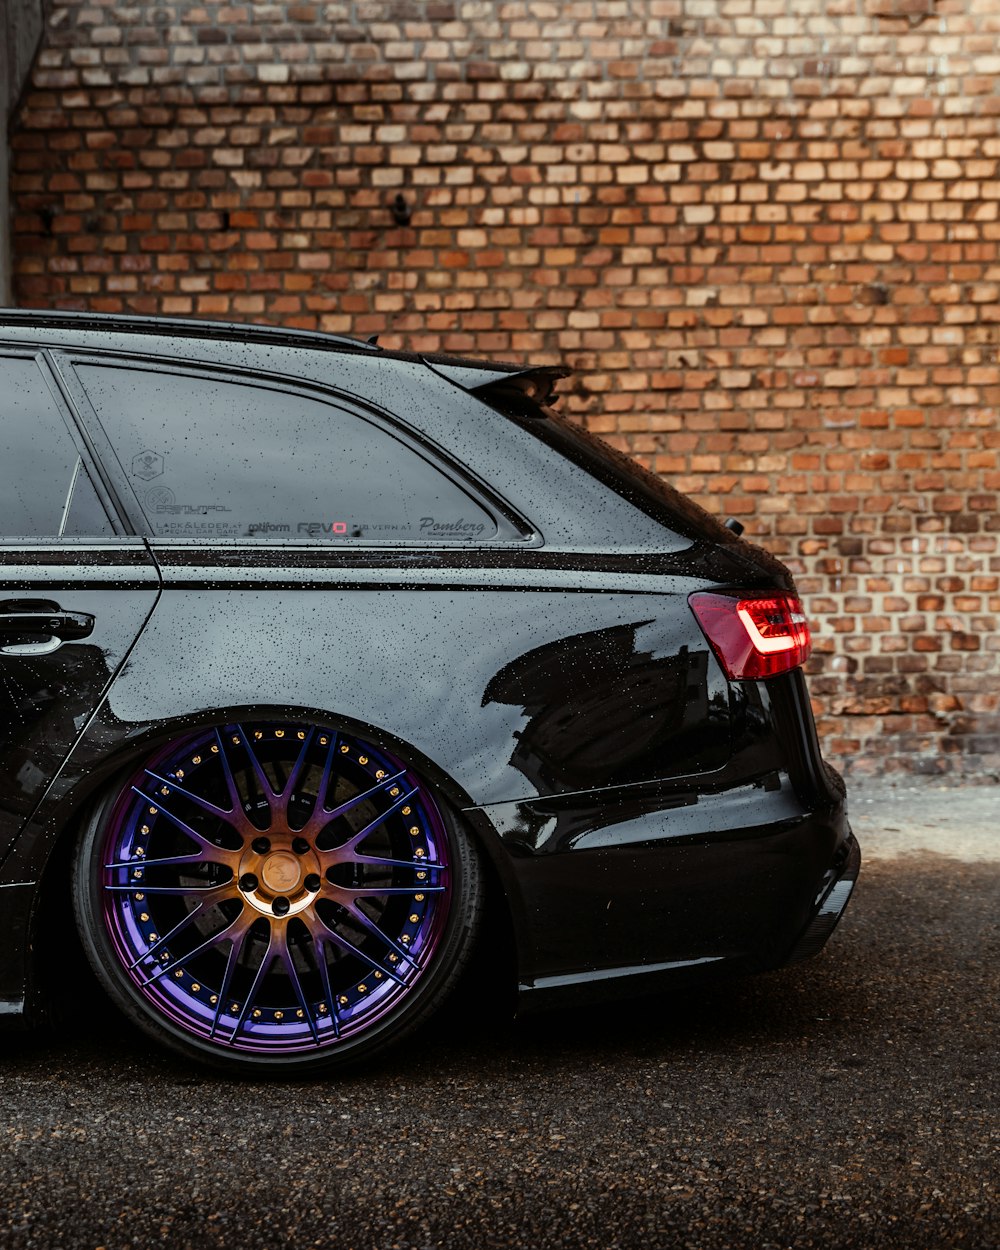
left=0, top=310, right=859, bottom=1074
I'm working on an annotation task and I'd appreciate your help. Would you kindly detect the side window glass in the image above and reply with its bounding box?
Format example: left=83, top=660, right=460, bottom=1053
left=0, top=356, right=111, bottom=539
left=77, top=365, right=498, bottom=542
left=62, top=458, right=115, bottom=536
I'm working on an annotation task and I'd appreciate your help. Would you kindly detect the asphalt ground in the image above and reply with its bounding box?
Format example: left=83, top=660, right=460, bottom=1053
left=0, top=781, right=997, bottom=1250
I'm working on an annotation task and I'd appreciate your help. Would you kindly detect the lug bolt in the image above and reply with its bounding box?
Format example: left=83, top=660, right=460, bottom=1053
left=252, top=837, right=271, bottom=854
left=238, top=872, right=259, bottom=892
left=272, top=896, right=290, bottom=917
left=304, top=873, right=321, bottom=892
left=292, top=837, right=310, bottom=855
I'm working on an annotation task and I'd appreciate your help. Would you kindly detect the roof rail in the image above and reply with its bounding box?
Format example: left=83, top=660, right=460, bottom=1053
left=0, top=309, right=380, bottom=355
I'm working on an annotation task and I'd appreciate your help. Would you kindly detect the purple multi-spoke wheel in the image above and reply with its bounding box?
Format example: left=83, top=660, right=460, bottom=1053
left=73, top=721, right=482, bottom=1072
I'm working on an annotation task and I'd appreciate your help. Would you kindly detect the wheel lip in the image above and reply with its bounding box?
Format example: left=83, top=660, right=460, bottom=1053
left=92, top=720, right=457, bottom=1058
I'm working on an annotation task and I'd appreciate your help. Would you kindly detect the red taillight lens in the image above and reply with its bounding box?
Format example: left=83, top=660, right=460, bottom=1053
left=689, top=592, right=812, bottom=680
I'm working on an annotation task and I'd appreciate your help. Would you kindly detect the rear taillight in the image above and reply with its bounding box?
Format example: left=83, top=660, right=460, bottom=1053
left=689, top=591, right=812, bottom=680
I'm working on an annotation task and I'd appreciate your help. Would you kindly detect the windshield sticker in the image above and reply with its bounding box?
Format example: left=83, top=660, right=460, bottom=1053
left=146, top=487, right=231, bottom=516
left=156, top=521, right=243, bottom=536
left=419, top=517, right=487, bottom=537
left=132, top=449, right=164, bottom=481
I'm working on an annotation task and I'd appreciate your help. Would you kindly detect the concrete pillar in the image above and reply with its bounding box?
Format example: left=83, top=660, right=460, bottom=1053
left=1, top=0, right=44, bottom=305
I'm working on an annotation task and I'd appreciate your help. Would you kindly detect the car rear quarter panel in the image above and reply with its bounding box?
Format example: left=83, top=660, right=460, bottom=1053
left=29, top=556, right=731, bottom=810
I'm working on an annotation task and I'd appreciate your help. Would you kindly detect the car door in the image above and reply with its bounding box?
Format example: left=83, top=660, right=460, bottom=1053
left=0, top=349, right=160, bottom=861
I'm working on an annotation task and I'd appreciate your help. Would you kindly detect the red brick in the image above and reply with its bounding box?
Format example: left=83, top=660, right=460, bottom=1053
left=9, top=1, right=1000, bottom=776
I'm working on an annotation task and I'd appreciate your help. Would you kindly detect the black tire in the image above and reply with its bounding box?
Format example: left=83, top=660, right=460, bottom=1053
left=71, top=720, right=483, bottom=1075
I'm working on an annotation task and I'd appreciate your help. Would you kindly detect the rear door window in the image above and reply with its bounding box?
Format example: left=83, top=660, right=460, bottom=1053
left=0, top=355, right=112, bottom=539
left=75, top=364, right=498, bottom=542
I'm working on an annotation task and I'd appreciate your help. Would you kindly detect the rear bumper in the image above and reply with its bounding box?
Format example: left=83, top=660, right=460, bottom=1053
left=786, top=830, right=860, bottom=965
left=498, top=779, right=859, bottom=1014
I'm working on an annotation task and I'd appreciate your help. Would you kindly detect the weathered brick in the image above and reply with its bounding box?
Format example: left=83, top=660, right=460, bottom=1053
left=9, top=0, right=999, bottom=775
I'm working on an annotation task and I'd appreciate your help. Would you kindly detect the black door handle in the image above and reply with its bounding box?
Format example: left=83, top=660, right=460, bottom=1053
left=0, top=600, right=95, bottom=645
left=0, top=611, right=95, bottom=641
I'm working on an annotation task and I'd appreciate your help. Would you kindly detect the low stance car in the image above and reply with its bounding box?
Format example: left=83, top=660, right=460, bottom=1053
left=0, top=311, right=859, bottom=1074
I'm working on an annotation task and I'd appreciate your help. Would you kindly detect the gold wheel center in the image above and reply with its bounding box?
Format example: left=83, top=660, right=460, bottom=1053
left=260, top=851, right=301, bottom=894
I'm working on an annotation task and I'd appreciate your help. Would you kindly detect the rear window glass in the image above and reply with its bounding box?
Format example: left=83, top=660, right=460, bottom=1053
left=77, top=365, right=497, bottom=543
left=488, top=386, right=735, bottom=546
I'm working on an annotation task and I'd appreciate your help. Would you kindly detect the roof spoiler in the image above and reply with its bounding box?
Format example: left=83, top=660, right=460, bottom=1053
left=424, top=360, right=571, bottom=410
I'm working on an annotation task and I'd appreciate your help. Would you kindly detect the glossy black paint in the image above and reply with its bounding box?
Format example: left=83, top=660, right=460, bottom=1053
left=0, top=547, right=158, bottom=857
left=0, top=311, right=858, bottom=1028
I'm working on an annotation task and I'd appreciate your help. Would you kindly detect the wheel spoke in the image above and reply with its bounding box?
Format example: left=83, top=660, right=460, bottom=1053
left=143, top=768, right=233, bottom=820
left=321, top=770, right=409, bottom=825
left=210, top=923, right=253, bottom=1039
left=292, top=745, right=416, bottom=840
left=105, top=881, right=233, bottom=897
left=131, top=784, right=244, bottom=857
left=341, top=900, right=415, bottom=965
left=338, top=788, right=419, bottom=855
left=351, top=853, right=445, bottom=872
left=105, top=851, right=207, bottom=871
left=313, top=937, right=340, bottom=1038
left=312, top=733, right=340, bottom=813
left=311, top=909, right=409, bottom=985
left=213, top=728, right=245, bottom=813
left=275, top=931, right=320, bottom=1045
left=126, top=901, right=208, bottom=971
left=338, top=884, right=446, bottom=898
left=281, top=727, right=315, bottom=803
left=236, top=723, right=280, bottom=802
left=228, top=926, right=276, bottom=1042
left=139, top=903, right=248, bottom=988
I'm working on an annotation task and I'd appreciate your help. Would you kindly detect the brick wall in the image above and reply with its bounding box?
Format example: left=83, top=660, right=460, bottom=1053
left=9, top=0, right=1000, bottom=777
